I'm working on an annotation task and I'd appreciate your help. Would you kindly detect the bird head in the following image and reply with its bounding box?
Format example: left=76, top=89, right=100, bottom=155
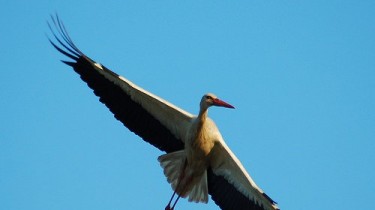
left=200, top=93, right=235, bottom=110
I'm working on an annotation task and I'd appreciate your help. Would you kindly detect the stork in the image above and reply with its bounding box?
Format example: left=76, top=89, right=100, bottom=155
left=48, top=15, right=279, bottom=210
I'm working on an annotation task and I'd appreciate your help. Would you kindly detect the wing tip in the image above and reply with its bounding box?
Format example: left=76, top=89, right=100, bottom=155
left=262, top=192, right=277, bottom=204
left=47, top=14, right=83, bottom=64
left=262, top=192, right=279, bottom=210
left=62, top=60, right=76, bottom=67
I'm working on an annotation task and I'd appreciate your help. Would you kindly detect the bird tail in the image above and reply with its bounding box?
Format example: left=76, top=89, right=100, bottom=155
left=158, top=150, right=186, bottom=191
left=158, top=151, right=209, bottom=203
left=187, top=170, right=208, bottom=203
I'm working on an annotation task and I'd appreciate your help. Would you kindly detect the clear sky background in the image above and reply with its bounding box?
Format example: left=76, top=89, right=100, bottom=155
left=1, top=1, right=374, bottom=210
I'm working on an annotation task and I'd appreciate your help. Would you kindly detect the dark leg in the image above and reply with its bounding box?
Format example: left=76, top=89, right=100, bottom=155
left=165, top=159, right=187, bottom=210
left=165, top=191, right=176, bottom=210
left=170, top=172, right=193, bottom=210
left=170, top=194, right=181, bottom=210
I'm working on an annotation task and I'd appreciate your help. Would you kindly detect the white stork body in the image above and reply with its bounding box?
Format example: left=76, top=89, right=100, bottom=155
left=48, top=15, right=279, bottom=210
left=159, top=94, right=235, bottom=207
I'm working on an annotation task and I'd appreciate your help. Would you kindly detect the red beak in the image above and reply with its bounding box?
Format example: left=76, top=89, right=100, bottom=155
left=213, top=98, right=235, bottom=109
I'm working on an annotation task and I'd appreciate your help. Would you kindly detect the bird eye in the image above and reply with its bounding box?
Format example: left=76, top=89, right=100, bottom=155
left=206, top=95, right=212, bottom=100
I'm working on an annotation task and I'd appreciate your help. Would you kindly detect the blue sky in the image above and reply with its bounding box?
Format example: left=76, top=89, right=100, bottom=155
left=1, top=1, right=374, bottom=210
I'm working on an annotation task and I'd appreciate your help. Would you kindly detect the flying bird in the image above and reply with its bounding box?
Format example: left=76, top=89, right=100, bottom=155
left=48, top=15, right=279, bottom=210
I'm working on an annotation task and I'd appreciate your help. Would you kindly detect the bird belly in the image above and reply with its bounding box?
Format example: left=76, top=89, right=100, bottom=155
left=175, top=118, right=219, bottom=201
left=185, top=126, right=215, bottom=176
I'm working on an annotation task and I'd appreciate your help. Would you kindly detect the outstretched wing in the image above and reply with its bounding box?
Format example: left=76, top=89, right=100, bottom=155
left=48, top=15, right=192, bottom=153
left=208, top=140, right=279, bottom=210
